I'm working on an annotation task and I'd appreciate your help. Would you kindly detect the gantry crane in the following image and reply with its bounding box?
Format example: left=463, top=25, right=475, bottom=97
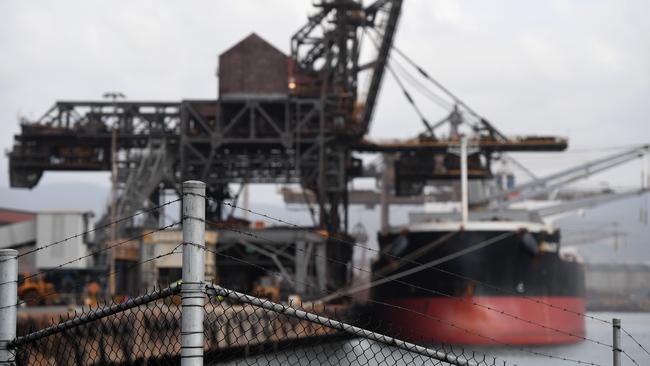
left=9, top=1, right=402, bottom=230
left=7, top=0, right=568, bottom=293
left=8, top=0, right=404, bottom=291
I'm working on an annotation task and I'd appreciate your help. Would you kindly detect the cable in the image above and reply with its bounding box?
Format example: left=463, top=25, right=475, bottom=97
left=197, top=216, right=612, bottom=350
left=215, top=192, right=650, bottom=357
left=6, top=191, right=632, bottom=365
left=365, top=29, right=439, bottom=135
left=0, top=233, right=182, bottom=310
left=204, top=193, right=650, bottom=357
left=182, top=198, right=649, bottom=360
left=11, top=281, right=181, bottom=348
left=322, top=231, right=515, bottom=301
left=235, top=196, right=614, bottom=320
left=622, top=350, right=640, bottom=366
left=190, top=192, right=615, bottom=326
left=386, top=63, right=436, bottom=135
left=374, top=27, right=483, bottom=122
left=13, top=189, right=599, bottom=364
left=204, top=284, right=488, bottom=366
left=369, top=27, right=524, bottom=141
left=0, top=221, right=182, bottom=288
left=188, top=238, right=604, bottom=366
left=0, top=197, right=181, bottom=264
left=196, top=244, right=506, bottom=364
left=390, top=55, right=454, bottom=111
left=622, top=327, right=650, bottom=359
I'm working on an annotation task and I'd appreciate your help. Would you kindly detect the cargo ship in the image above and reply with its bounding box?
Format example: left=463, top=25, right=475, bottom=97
left=371, top=209, right=586, bottom=345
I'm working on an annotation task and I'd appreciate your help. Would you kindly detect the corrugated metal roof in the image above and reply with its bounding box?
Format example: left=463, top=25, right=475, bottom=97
left=0, top=207, right=36, bottom=226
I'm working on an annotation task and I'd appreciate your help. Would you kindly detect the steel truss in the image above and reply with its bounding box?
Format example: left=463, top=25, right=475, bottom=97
left=10, top=0, right=404, bottom=233
left=7, top=0, right=405, bottom=293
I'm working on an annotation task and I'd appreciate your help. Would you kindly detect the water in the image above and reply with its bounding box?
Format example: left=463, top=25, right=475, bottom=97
left=222, top=312, right=650, bottom=366
left=476, top=312, right=650, bottom=365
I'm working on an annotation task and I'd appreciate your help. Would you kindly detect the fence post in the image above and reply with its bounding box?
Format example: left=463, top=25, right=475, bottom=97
left=0, top=249, right=18, bottom=366
left=181, top=181, right=206, bottom=366
left=612, top=318, right=621, bottom=366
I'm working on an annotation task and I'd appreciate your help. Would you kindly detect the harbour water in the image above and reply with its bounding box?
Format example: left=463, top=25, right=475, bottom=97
left=479, top=312, right=650, bottom=365
left=223, top=312, right=650, bottom=365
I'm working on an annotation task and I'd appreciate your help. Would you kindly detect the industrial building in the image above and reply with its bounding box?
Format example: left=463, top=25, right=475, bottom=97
left=585, top=262, right=650, bottom=311
left=0, top=207, right=100, bottom=303
left=0, top=208, right=94, bottom=273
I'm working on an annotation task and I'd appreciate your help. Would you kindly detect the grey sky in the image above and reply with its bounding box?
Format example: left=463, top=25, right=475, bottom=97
left=1, top=0, right=649, bottom=197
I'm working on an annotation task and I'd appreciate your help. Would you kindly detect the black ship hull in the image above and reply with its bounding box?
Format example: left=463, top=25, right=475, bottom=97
left=371, top=223, right=586, bottom=345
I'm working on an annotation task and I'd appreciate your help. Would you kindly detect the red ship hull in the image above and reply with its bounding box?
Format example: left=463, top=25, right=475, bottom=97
left=372, top=226, right=586, bottom=345
left=377, top=296, right=586, bottom=345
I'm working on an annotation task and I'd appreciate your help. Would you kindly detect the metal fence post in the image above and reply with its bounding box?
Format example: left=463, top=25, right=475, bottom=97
left=612, top=318, right=621, bottom=366
left=0, top=249, right=18, bottom=366
left=181, top=181, right=206, bottom=366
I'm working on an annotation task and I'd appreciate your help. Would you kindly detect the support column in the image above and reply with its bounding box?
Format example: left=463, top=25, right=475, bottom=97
left=315, top=241, right=327, bottom=294
left=0, top=249, right=18, bottom=366
left=295, top=241, right=306, bottom=295
left=460, top=136, right=469, bottom=227
left=181, top=181, right=206, bottom=366
left=612, top=318, right=621, bottom=366
left=380, top=154, right=390, bottom=234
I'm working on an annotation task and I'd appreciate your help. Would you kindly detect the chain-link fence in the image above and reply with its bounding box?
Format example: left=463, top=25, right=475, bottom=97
left=3, top=182, right=641, bottom=366
left=2, top=182, right=509, bottom=366
left=202, top=284, right=502, bottom=366
left=12, top=285, right=182, bottom=365
left=9, top=282, right=503, bottom=366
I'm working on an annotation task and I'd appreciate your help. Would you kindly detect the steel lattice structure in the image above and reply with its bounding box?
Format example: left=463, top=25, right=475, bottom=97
left=7, top=1, right=406, bottom=291
left=9, top=1, right=402, bottom=234
left=7, top=1, right=567, bottom=293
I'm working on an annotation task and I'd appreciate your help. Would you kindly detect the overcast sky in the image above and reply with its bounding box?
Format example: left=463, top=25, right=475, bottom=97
left=1, top=0, right=649, bottom=200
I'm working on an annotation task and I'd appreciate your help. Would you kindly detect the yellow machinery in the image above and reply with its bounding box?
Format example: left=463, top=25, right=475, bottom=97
left=17, top=272, right=58, bottom=306
left=252, top=276, right=280, bottom=303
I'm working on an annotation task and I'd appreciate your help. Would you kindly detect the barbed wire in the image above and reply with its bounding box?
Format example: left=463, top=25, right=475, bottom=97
left=191, top=241, right=507, bottom=365
left=622, top=349, right=640, bottom=366
left=203, top=196, right=650, bottom=362
left=11, top=281, right=182, bottom=348
left=191, top=241, right=604, bottom=366
left=0, top=197, right=181, bottom=265
left=12, top=243, right=182, bottom=312
left=186, top=217, right=605, bottom=366
left=3, top=191, right=637, bottom=366
left=188, top=192, right=614, bottom=325
left=0, top=221, right=181, bottom=288
left=0, top=224, right=182, bottom=310
left=13, top=277, right=501, bottom=366
left=196, top=216, right=612, bottom=350
left=11, top=281, right=182, bottom=365
left=370, top=39, right=647, bottom=359
left=204, top=283, right=499, bottom=366
left=622, top=327, right=650, bottom=359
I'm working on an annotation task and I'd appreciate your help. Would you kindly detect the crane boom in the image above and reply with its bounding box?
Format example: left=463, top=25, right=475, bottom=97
left=531, top=188, right=649, bottom=220
left=488, top=145, right=650, bottom=209
left=359, top=0, right=403, bottom=134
